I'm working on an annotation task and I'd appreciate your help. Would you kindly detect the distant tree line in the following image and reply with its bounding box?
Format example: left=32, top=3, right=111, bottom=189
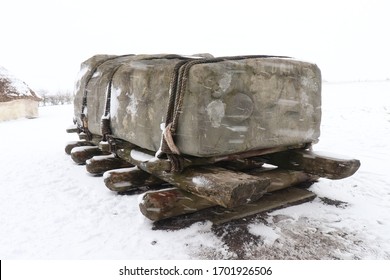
left=37, top=89, right=74, bottom=106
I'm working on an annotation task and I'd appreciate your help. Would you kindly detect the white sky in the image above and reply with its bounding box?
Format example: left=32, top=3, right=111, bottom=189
left=1, top=0, right=389, bottom=91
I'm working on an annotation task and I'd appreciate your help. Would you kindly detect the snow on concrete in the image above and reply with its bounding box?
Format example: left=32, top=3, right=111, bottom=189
left=0, top=81, right=389, bottom=259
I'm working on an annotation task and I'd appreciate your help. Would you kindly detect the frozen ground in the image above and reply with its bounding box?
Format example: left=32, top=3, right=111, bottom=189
left=0, top=81, right=389, bottom=259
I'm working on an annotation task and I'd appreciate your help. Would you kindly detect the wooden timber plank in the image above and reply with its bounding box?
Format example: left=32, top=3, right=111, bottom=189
left=160, top=165, right=270, bottom=208
left=70, top=146, right=107, bottom=165
left=139, top=169, right=316, bottom=221
left=65, top=140, right=95, bottom=155
left=247, top=168, right=318, bottom=192
left=261, top=149, right=361, bottom=180
left=103, top=166, right=165, bottom=192
left=85, top=154, right=133, bottom=175
left=139, top=188, right=215, bottom=221
left=118, top=148, right=271, bottom=208
left=207, top=187, right=316, bottom=225
left=151, top=187, right=316, bottom=229
left=115, top=145, right=304, bottom=173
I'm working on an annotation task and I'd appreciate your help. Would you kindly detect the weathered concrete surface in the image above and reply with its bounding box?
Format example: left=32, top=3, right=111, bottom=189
left=74, top=55, right=321, bottom=157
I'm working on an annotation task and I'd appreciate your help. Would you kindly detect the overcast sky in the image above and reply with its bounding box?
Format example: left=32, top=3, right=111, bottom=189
left=1, top=0, right=389, bottom=91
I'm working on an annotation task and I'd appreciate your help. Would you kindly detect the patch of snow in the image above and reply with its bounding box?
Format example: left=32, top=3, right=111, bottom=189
left=146, top=208, right=161, bottom=213
left=192, top=176, right=212, bottom=187
left=103, top=167, right=138, bottom=180
left=313, top=151, right=355, bottom=161
left=92, top=71, right=101, bottom=78
left=70, top=145, right=97, bottom=153
left=218, top=73, right=232, bottom=92
left=90, top=154, right=116, bottom=161
left=206, top=100, right=225, bottom=128
left=101, top=114, right=110, bottom=120
left=112, top=182, right=133, bottom=188
left=130, top=149, right=154, bottom=162
left=224, top=125, right=248, bottom=132
left=110, top=86, right=121, bottom=119
left=248, top=223, right=280, bottom=246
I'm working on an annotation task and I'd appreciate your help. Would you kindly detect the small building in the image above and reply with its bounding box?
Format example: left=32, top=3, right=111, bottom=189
left=0, top=66, right=42, bottom=121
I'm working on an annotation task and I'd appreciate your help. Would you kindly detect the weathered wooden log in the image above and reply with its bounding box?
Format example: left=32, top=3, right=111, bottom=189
left=261, top=149, right=361, bottom=180
left=205, top=187, right=316, bottom=225
left=85, top=154, right=133, bottom=175
left=70, top=146, right=107, bottom=165
left=118, top=147, right=273, bottom=208
left=103, top=167, right=165, bottom=192
left=152, top=187, right=317, bottom=228
left=139, top=188, right=216, bottom=221
left=247, top=168, right=318, bottom=192
left=151, top=187, right=316, bottom=228
left=139, top=169, right=315, bottom=221
left=117, top=146, right=359, bottom=180
left=164, top=166, right=270, bottom=208
left=116, top=145, right=303, bottom=174
left=65, top=140, right=95, bottom=155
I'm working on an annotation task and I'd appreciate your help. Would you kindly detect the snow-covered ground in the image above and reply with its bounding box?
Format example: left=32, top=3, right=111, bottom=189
left=0, top=81, right=389, bottom=259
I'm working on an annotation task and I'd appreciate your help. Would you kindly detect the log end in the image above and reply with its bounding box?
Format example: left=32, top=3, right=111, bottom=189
left=70, top=146, right=102, bottom=165
left=65, top=140, right=95, bottom=155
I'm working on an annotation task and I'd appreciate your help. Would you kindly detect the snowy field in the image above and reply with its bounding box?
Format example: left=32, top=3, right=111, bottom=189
left=0, top=81, right=389, bottom=260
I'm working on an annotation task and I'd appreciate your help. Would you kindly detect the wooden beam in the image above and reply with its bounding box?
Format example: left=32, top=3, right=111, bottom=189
left=143, top=187, right=316, bottom=225
left=139, top=168, right=316, bottom=221
left=247, top=168, right=318, bottom=192
left=118, top=148, right=271, bottom=208
left=103, top=167, right=165, bottom=192
left=65, top=140, right=95, bottom=155
left=86, top=154, right=133, bottom=175
left=165, top=165, right=270, bottom=208
left=207, top=187, right=316, bottom=225
left=116, top=145, right=304, bottom=173
left=261, top=149, right=361, bottom=180
left=139, top=188, right=216, bottom=221
left=70, top=146, right=107, bottom=165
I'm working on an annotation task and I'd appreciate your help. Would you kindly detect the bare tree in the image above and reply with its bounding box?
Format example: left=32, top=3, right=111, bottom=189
left=37, top=89, right=74, bottom=106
